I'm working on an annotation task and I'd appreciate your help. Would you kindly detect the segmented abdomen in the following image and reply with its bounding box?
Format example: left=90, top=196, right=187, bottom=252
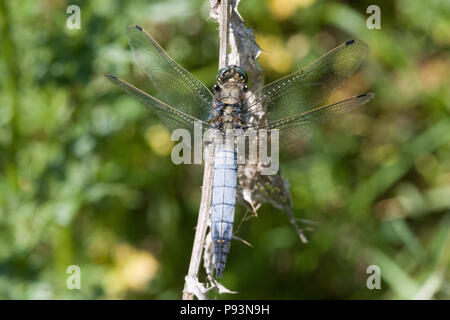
left=211, top=138, right=237, bottom=278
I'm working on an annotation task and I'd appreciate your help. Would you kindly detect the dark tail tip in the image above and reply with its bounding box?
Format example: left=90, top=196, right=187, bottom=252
left=215, top=266, right=224, bottom=278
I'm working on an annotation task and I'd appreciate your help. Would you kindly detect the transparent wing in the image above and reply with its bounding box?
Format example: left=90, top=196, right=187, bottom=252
left=127, top=25, right=214, bottom=122
left=243, top=40, right=369, bottom=123
left=106, top=74, right=209, bottom=133
left=265, top=93, right=374, bottom=147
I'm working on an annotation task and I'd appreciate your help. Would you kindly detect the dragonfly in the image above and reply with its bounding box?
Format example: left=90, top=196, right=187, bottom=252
left=106, top=25, right=374, bottom=278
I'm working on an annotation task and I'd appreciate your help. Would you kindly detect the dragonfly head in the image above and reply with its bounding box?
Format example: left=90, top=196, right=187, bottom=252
left=214, top=66, right=249, bottom=103
left=216, top=65, right=248, bottom=86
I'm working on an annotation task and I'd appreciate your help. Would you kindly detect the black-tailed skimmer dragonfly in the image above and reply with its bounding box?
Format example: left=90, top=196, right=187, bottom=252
left=106, top=25, right=374, bottom=278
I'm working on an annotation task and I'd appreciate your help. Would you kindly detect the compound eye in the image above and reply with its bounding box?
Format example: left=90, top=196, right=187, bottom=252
left=243, top=85, right=248, bottom=91
left=214, top=84, right=221, bottom=91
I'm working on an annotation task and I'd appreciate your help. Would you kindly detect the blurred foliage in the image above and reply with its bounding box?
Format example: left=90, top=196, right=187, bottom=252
left=0, top=0, right=449, bottom=299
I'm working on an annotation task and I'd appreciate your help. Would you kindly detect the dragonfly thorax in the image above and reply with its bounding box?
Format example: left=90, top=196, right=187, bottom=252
left=210, top=102, right=243, bottom=130
left=211, top=66, right=248, bottom=130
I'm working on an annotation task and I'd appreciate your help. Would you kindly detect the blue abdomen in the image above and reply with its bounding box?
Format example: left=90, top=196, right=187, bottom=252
left=211, top=139, right=237, bottom=278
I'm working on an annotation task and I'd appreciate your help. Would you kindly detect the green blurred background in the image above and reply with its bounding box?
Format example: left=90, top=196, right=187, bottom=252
left=0, top=0, right=449, bottom=299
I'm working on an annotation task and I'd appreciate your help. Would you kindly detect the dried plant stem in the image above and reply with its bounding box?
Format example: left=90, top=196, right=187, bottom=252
left=182, top=162, right=214, bottom=300
left=182, top=0, right=231, bottom=301
left=218, top=0, right=230, bottom=69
